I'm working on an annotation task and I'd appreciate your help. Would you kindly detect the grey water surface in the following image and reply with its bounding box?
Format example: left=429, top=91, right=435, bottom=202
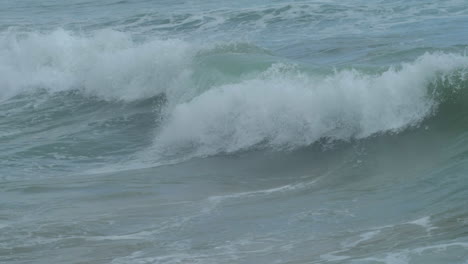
left=1, top=0, right=468, bottom=263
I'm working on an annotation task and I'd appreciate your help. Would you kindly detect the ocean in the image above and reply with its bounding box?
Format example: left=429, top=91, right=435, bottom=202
left=1, top=0, right=468, bottom=263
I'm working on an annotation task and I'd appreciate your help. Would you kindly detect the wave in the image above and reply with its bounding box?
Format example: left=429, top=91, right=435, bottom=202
left=2, top=29, right=468, bottom=164
left=99, top=0, right=468, bottom=40
left=0, top=29, right=195, bottom=101
left=151, top=53, right=468, bottom=158
left=0, top=29, right=277, bottom=104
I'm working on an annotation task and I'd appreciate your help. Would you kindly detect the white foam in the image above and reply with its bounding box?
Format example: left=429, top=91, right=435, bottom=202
left=343, top=230, right=381, bottom=248
left=361, top=253, right=410, bottom=264
left=202, top=179, right=318, bottom=215
left=406, top=216, right=437, bottom=232
left=0, top=29, right=195, bottom=101
left=86, top=231, right=154, bottom=241
left=154, top=53, right=468, bottom=156
left=351, top=242, right=468, bottom=264
left=413, top=241, right=468, bottom=254
left=207, top=179, right=318, bottom=203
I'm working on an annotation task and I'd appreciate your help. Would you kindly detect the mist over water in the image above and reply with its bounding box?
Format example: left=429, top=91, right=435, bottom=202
left=1, top=1, right=468, bottom=264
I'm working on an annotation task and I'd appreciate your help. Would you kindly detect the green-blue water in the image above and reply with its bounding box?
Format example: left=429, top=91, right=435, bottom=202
left=1, top=1, right=468, bottom=263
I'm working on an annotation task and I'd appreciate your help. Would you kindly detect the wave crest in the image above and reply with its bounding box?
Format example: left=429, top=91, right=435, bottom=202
left=0, top=29, right=194, bottom=101
left=152, top=53, right=468, bottom=157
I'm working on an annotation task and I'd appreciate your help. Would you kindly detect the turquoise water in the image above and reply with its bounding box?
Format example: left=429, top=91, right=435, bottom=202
left=1, top=1, right=468, bottom=263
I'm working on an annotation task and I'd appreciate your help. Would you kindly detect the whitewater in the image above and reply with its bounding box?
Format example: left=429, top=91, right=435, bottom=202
left=1, top=0, right=468, bottom=263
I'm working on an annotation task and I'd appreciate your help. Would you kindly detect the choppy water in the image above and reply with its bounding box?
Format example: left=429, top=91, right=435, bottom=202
left=1, top=0, right=468, bottom=263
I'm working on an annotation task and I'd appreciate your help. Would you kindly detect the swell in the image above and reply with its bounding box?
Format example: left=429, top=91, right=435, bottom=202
left=0, top=90, right=166, bottom=179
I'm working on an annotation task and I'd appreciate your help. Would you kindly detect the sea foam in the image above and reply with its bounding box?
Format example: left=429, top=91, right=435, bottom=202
left=0, top=29, right=194, bottom=101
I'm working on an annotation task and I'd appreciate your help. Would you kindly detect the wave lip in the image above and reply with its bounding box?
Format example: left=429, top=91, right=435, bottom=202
left=153, top=53, right=468, bottom=157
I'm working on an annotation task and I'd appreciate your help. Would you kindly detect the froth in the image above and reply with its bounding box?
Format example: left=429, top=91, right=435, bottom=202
left=154, top=53, right=468, bottom=156
left=0, top=29, right=194, bottom=101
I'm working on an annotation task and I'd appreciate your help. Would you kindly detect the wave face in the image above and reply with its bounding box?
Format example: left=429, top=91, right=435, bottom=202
left=2, top=1, right=468, bottom=264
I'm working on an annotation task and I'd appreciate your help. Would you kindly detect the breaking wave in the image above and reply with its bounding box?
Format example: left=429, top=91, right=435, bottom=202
left=1, top=29, right=467, bottom=161
left=153, top=53, right=468, bottom=157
